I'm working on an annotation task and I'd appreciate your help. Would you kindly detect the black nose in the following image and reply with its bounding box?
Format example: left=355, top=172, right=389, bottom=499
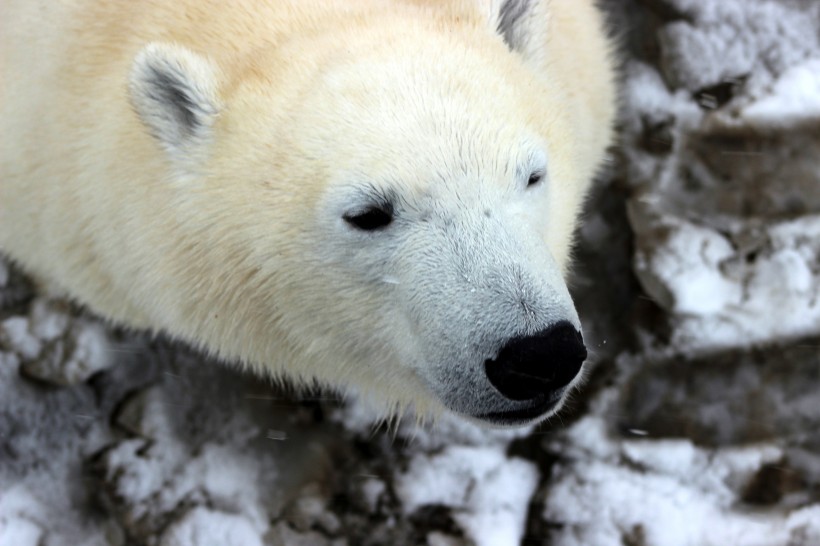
left=484, top=321, right=587, bottom=401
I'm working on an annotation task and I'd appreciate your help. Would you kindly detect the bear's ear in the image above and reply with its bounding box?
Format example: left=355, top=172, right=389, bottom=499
left=129, top=43, right=221, bottom=162
left=481, top=0, right=549, bottom=60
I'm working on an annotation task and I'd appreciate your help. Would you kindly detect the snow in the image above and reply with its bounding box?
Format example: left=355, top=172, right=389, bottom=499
left=359, top=477, right=386, bottom=512
left=2, top=0, right=820, bottom=544
left=740, top=58, right=820, bottom=125
left=0, top=488, right=45, bottom=546
left=0, top=300, right=113, bottom=385
left=158, top=508, right=264, bottom=546
left=622, top=0, right=820, bottom=352
left=0, top=484, right=117, bottom=546
left=0, top=317, right=41, bottom=360
left=631, top=214, right=741, bottom=315
left=0, top=517, right=43, bottom=546
left=395, top=445, right=539, bottom=546
left=545, top=1, right=820, bottom=543
left=632, top=213, right=820, bottom=350
left=0, top=339, right=117, bottom=546
left=542, top=406, right=820, bottom=546
left=29, top=299, right=70, bottom=341
left=98, top=383, right=274, bottom=538
left=657, top=0, right=820, bottom=91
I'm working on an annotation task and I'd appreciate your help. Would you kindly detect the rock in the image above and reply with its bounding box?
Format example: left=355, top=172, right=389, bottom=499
left=28, top=299, right=71, bottom=341
left=656, top=1, right=820, bottom=92
left=617, top=339, right=820, bottom=446
left=0, top=317, right=41, bottom=361
left=21, top=318, right=113, bottom=386
left=284, top=484, right=341, bottom=535
left=426, top=531, right=470, bottom=546
left=113, top=386, right=169, bottom=439
left=266, top=522, right=346, bottom=546
left=0, top=258, right=33, bottom=309
left=741, top=459, right=806, bottom=506
left=395, top=445, right=538, bottom=546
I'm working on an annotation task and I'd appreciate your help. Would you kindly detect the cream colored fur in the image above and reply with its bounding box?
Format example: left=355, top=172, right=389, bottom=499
left=0, top=0, right=616, bottom=424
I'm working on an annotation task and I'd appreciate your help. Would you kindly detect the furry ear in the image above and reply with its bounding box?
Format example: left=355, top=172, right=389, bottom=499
left=481, top=0, right=548, bottom=58
left=129, top=43, right=221, bottom=161
left=497, top=0, right=534, bottom=50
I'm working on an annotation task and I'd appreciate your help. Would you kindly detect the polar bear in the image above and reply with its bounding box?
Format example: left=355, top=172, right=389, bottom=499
left=0, top=0, right=616, bottom=425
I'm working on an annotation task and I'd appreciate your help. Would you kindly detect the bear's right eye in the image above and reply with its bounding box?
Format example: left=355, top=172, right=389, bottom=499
left=343, top=205, right=393, bottom=231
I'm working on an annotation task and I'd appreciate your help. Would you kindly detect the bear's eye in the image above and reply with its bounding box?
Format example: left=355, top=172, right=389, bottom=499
left=343, top=205, right=393, bottom=231
left=527, top=170, right=544, bottom=188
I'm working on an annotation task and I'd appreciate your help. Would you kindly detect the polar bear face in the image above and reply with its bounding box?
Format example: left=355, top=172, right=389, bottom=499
left=305, top=50, right=587, bottom=425
left=129, top=3, right=605, bottom=426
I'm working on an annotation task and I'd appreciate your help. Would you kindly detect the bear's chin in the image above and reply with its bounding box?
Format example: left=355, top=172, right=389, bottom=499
left=438, top=388, right=568, bottom=428
left=472, top=397, right=561, bottom=427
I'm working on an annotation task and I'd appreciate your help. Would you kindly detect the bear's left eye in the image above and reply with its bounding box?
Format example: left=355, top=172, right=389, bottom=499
left=343, top=204, right=393, bottom=231
left=527, top=170, right=544, bottom=188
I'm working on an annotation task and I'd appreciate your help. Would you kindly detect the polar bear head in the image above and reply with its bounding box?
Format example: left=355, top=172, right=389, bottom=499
left=128, top=0, right=612, bottom=426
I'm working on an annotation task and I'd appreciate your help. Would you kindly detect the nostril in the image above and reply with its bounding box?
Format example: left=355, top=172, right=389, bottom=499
left=484, top=321, right=587, bottom=401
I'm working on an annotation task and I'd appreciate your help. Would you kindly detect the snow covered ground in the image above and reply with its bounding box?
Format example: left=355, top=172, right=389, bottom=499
left=2, top=0, right=820, bottom=545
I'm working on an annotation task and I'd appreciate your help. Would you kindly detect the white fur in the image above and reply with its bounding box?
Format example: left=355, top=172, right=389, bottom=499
left=129, top=44, right=222, bottom=167
left=0, top=0, right=616, bottom=425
